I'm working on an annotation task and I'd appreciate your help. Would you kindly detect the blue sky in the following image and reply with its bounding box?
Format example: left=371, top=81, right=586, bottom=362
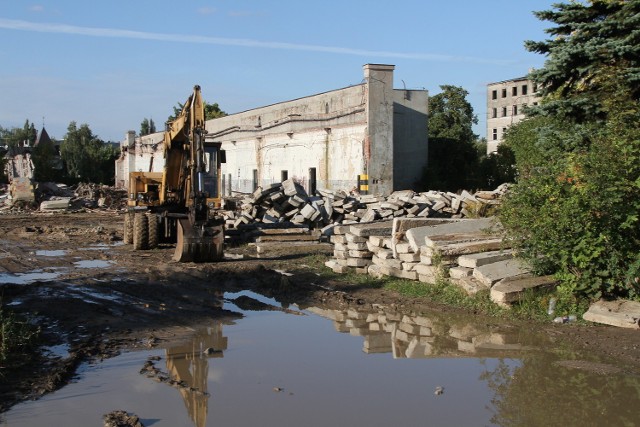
left=0, top=1, right=556, bottom=142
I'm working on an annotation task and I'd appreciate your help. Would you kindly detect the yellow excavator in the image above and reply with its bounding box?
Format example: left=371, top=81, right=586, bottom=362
left=123, top=85, right=225, bottom=262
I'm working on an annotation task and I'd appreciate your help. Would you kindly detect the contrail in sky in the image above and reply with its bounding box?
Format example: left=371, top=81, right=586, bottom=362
left=0, top=18, right=514, bottom=65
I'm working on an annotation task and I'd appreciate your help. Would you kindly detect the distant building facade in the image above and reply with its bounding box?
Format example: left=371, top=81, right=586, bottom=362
left=116, top=64, right=429, bottom=196
left=486, top=76, right=541, bottom=154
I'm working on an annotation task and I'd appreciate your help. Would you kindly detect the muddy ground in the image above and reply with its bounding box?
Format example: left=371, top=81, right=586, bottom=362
left=0, top=211, right=639, bottom=413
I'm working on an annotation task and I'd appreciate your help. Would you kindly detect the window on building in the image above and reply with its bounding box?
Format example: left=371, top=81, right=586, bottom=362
left=533, top=83, right=538, bottom=93
left=513, top=105, right=518, bottom=115
left=492, top=90, right=497, bottom=100
left=512, top=86, right=517, bottom=96
left=252, top=169, right=258, bottom=191
left=492, top=108, right=497, bottom=118
left=502, top=88, right=507, bottom=98
left=281, top=170, right=288, bottom=182
left=522, top=84, right=528, bottom=95
left=502, top=107, right=507, bottom=117
left=492, top=128, right=498, bottom=140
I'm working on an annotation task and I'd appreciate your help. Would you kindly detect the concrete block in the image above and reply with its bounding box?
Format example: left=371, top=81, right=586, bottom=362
left=490, top=275, right=559, bottom=307
left=376, top=249, right=394, bottom=259
left=458, top=249, right=515, bottom=269
left=425, top=230, right=501, bottom=249
left=369, top=235, right=385, bottom=247
left=349, top=249, right=373, bottom=258
left=331, top=235, right=347, bottom=244
left=423, top=238, right=507, bottom=257
left=583, top=300, right=640, bottom=329
left=451, top=276, right=490, bottom=295
left=300, top=203, right=317, bottom=219
left=325, top=260, right=350, bottom=274
left=473, top=258, right=532, bottom=287
left=347, top=242, right=368, bottom=251
left=375, top=264, right=418, bottom=280
left=347, top=258, right=372, bottom=268
left=397, top=252, right=420, bottom=262
left=334, top=250, right=348, bottom=259
left=372, top=255, right=404, bottom=270
left=349, top=221, right=393, bottom=237
left=346, top=234, right=368, bottom=243
left=449, top=266, right=473, bottom=279
left=402, top=262, right=419, bottom=271
left=395, top=242, right=413, bottom=254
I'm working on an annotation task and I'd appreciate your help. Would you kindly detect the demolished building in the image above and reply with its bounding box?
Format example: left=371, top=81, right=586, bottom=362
left=116, top=64, right=429, bottom=197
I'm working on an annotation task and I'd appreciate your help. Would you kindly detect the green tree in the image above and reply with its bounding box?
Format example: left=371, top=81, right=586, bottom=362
left=32, top=138, right=57, bottom=182
left=60, top=122, right=119, bottom=184
left=499, top=0, right=640, bottom=300
left=140, top=117, right=157, bottom=136
left=167, top=100, right=227, bottom=123
left=0, top=120, right=37, bottom=149
left=422, top=85, right=482, bottom=191
left=525, top=0, right=640, bottom=123
left=428, top=85, right=478, bottom=143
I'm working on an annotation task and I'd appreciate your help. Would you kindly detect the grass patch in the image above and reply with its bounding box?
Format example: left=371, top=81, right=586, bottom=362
left=278, top=254, right=592, bottom=323
left=0, top=304, right=40, bottom=375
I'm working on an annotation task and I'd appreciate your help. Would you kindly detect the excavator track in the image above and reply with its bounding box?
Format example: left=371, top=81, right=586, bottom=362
left=174, top=218, right=224, bottom=262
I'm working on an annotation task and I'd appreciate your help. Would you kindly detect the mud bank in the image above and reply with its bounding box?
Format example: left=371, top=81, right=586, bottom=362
left=0, top=212, right=638, bottom=413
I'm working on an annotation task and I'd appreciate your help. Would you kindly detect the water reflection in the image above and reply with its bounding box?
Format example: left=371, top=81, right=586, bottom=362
left=303, top=304, right=535, bottom=358
left=162, top=323, right=228, bottom=427
left=301, top=302, right=640, bottom=426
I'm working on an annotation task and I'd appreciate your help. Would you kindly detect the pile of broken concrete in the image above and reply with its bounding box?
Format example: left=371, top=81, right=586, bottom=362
left=223, top=179, right=508, bottom=231
left=323, top=216, right=640, bottom=329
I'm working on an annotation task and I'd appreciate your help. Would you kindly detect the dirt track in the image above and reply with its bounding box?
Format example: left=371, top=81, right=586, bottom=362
left=0, top=211, right=639, bottom=412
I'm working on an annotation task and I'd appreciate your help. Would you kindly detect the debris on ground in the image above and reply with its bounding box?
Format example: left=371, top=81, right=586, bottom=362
left=103, top=410, right=145, bottom=427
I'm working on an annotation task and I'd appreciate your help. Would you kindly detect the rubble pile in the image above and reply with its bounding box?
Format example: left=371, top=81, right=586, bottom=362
left=222, top=179, right=509, bottom=232
left=324, top=216, right=559, bottom=307
left=0, top=182, right=128, bottom=213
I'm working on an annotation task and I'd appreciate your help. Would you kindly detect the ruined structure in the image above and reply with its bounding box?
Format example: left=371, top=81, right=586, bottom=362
left=486, top=76, right=541, bottom=154
left=116, top=64, right=429, bottom=196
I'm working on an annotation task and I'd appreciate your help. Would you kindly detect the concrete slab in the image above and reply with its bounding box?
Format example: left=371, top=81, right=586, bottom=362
left=458, top=249, right=514, bottom=268
left=423, top=238, right=506, bottom=257
left=450, top=276, right=490, bottom=295
left=490, top=275, right=559, bottom=307
left=583, top=300, right=640, bottom=329
left=405, top=217, right=498, bottom=253
left=473, top=258, right=532, bottom=287
left=349, top=221, right=393, bottom=237
left=425, top=230, right=501, bottom=248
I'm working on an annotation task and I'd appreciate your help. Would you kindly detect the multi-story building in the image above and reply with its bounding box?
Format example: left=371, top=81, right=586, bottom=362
left=486, top=76, right=540, bottom=154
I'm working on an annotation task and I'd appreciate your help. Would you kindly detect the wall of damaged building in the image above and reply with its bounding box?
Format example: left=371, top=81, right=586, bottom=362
left=116, top=64, right=429, bottom=196
left=207, top=64, right=428, bottom=197
left=206, top=82, right=369, bottom=195
left=392, top=90, right=429, bottom=190
left=114, top=131, right=164, bottom=189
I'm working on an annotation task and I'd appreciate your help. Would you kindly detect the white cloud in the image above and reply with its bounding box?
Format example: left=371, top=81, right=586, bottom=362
left=197, top=7, right=216, bottom=15
left=0, top=18, right=515, bottom=65
left=28, top=5, right=44, bottom=12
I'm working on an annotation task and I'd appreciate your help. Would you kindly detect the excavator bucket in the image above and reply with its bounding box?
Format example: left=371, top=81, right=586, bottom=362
left=174, top=218, right=224, bottom=262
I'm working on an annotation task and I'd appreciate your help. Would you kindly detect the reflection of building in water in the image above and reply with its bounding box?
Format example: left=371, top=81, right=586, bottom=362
left=305, top=306, right=535, bottom=359
left=165, top=323, right=228, bottom=427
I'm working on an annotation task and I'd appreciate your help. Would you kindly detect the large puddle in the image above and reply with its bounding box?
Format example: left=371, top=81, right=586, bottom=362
left=2, top=291, right=639, bottom=426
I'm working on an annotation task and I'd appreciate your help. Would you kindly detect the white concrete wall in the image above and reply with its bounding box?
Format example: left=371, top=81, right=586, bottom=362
left=114, top=131, right=164, bottom=189
left=117, top=64, right=429, bottom=196
left=206, top=83, right=369, bottom=195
